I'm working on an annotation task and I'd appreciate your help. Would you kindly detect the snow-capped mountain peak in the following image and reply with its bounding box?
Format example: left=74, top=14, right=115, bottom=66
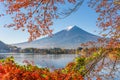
left=66, top=26, right=74, bottom=31
left=13, top=25, right=100, bottom=49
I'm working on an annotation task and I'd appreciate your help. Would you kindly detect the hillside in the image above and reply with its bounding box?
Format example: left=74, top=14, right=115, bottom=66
left=13, top=25, right=100, bottom=49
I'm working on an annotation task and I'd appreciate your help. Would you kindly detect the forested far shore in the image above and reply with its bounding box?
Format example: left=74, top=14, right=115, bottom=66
left=19, top=48, right=76, bottom=54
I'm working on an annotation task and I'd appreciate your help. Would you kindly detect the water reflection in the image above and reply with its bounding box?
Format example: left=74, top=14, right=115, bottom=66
left=1, top=53, right=79, bottom=69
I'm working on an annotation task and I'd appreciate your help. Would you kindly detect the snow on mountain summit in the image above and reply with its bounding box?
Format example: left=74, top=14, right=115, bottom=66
left=66, top=26, right=74, bottom=31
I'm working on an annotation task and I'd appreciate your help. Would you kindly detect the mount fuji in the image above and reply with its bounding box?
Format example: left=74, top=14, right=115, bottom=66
left=13, top=25, right=99, bottom=49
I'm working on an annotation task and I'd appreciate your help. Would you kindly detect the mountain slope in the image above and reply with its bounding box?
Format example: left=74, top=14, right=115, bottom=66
left=14, top=25, right=100, bottom=49
left=0, top=41, right=11, bottom=53
left=0, top=41, right=9, bottom=50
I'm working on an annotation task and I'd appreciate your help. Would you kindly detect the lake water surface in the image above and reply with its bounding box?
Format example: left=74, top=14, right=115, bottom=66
left=0, top=53, right=120, bottom=80
left=0, top=53, right=80, bottom=70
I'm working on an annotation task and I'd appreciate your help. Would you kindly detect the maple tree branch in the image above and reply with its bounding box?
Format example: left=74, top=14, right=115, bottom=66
left=84, top=50, right=109, bottom=76
left=25, top=0, right=43, bottom=20
left=109, top=58, right=117, bottom=75
left=58, top=0, right=84, bottom=19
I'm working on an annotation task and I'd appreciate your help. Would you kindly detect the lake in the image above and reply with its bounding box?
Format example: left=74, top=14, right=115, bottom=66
left=0, top=53, right=80, bottom=70
left=0, top=53, right=120, bottom=79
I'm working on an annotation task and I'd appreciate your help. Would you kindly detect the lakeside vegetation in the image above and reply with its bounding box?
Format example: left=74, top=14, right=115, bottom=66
left=0, top=0, right=119, bottom=80
left=0, top=47, right=120, bottom=80
left=0, top=57, right=84, bottom=80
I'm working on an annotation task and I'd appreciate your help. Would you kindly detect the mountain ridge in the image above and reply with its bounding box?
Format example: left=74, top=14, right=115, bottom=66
left=13, top=25, right=100, bottom=49
left=0, top=41, right=9, bottom=49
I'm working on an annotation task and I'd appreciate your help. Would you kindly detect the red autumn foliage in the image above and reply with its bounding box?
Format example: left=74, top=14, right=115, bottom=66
left=88, top=0, right=120, bottom=47
left=0, top=57, right=84, bottom=80
left=0, top=0, right=83, bottom=41
left=0, top=1, right=119, bottom=47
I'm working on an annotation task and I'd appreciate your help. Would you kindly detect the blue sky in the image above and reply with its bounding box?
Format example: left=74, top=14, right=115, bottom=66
left=0, top=1, right=100, bottom=44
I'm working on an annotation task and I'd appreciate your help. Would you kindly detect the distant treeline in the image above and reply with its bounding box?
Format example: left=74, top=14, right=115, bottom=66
left=20, top=48, right=76, bottom=54
left=12, top=47, right=120, bottom=54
